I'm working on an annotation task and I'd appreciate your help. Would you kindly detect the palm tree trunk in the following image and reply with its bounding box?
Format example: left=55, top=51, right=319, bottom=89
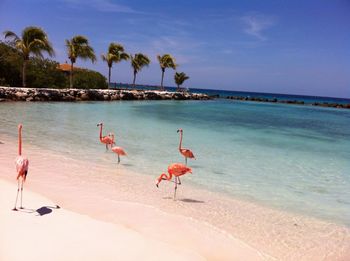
left=133, top=70, right=137, bottom=88
left=177, top=84, right=180, bottom=92
left=160, top=69, right=165, bottom=91
left=108, top=66, right=111, bottom=89
left=70, top=61, right=74, bottom=88
left=22, top=59, right=27, bottom=87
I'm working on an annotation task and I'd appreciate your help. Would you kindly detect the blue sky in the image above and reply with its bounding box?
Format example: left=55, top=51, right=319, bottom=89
left=0, top=0, right=349, bottom=97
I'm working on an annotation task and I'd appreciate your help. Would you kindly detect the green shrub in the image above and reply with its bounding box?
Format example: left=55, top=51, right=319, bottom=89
left=73, top=69, right=108, bottom=89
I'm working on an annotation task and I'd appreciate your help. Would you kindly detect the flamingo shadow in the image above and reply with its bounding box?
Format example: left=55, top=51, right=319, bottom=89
left=0, top=141, right=4, bottom=144
left=19, top=205, right=60, bottom=216
left=120, top=163, right=134, bottom=167
left=179, top=198, right=205, bottom=203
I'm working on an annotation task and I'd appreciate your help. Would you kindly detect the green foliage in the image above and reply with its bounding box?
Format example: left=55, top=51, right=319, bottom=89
left=174, top=72, right=190, bottom=90
left=157, top=54, right=177, bottom=71
left=0, top=41, right=22, bottom=86
left=26, top=58, right=66, bottom=88
left=0, top=41, right=106, bottom=89
left=66, top=35, right=96, bottom=64
left=73, top=69, right=107, bottom=89
left=3, top=26, right=54, bottom=87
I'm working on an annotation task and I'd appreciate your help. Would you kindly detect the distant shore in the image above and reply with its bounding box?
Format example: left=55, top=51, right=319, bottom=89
left=0, top=86, right=211, bottom=102
left=226, top=95, right=350, bottom=109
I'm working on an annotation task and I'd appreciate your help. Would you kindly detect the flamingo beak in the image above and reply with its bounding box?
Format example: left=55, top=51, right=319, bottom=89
left=177, top=130, right=179, bottom=133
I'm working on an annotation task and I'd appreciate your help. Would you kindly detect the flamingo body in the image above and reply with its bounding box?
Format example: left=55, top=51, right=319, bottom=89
left=177, top=129, right=195, bottom=164
left=109, top=133, right=127, bottom=164
left=156, top=163, right=192, bottom=199
left=15, top=156, right=29, bottom=181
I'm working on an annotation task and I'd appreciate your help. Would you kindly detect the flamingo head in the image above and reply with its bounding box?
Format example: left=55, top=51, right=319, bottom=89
left=155, top=174, right=165, bottom=188
left=97, top=123, right=103, bottom=127
left=18, top=124, right=23, bottom=130
left=177, top=128, right=183, bottom=133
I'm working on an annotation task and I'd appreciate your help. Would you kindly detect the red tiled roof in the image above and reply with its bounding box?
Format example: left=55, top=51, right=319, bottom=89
left=58, top=63, right=81, bottom=72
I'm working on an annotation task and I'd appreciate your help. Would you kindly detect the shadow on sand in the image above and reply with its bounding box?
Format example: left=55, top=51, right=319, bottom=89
left=179, top=198, right=205, bottom=203
left=19, top=205, right=61, bottom=216
left=162, top=197, right=205, bottom=203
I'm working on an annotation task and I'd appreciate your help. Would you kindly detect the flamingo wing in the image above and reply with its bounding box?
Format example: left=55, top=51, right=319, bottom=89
left=111, top=146, right=127, bottom=156
left=15, top=156, right=29, bottom=179
left=181, top=148, right=195, bottom=159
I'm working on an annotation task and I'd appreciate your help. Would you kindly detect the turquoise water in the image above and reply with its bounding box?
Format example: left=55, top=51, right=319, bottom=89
left=1, top=100, right=350, bottom=225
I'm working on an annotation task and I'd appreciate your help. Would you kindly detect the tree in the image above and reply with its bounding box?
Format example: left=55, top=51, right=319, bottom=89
left=157, top=54, right=177, bottom=91
left=66, top=35, right=96, bottom=88
left=130, top=53, right=150, bottom=87
left=101, top=43, right=129, bottom=88
left=174, top=72, right=189, bottom=92
left=3, top=26, right=54, bottom=87
left=73, top=69, right=107, bottom=89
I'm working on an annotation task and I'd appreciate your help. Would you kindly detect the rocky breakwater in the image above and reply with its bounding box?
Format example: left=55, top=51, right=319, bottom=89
left=226, top=95, right=350, bottom=109
left=0, top=87, right=211, bottom=102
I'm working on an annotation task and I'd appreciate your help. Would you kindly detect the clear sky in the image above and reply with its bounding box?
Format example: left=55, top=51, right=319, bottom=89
left=0, top=0, right=349, bottom=98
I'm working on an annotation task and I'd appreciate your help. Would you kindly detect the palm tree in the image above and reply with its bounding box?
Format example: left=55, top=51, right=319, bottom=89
left=174, top=72, right=190, bottom=92
left=3, top=26, right=54, bottom=87
left=101, top=43, right=129, bottom=88
left=130, top=53, right=150, bottom=87
left=66, top=35, right=96, bottom=88
left=157, top=54, right=177, bottom=91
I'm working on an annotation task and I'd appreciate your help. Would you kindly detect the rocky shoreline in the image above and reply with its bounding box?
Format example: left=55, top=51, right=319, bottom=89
left=0, top=87, right=211, bottom=102
left=226, top=95, right=350, bottom=109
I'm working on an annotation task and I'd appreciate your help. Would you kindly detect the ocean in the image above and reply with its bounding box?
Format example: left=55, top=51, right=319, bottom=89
left=0, top=95, right=349, bottom=226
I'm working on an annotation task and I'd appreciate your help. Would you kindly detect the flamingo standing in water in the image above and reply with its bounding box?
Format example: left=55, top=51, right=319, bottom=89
left=177, top=129, right=195, bottom=165
left=156, top=163, right=192, bottom=200
left=13, top=124, right=29, bottom=211
left=97, top=123, right=113, bottom=150
left=109, top=133, right=127, bottom=164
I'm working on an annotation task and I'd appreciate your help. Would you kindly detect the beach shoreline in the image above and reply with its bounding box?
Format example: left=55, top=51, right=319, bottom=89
left=1, top=134, right=349, bottom=260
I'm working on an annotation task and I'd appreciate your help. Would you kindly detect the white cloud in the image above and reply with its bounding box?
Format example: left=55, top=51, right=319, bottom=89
left=241, top=14, right=275, bottom=40
left=60, top=0, right=139, bottom=14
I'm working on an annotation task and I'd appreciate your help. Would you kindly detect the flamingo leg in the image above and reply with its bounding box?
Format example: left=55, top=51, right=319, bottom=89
left=185, top=157, right=187, bottom=165
left=178, top=177, right=182, bottom=185
left=174, top=176, right=178, bottom=200
left=20, top=179, right=24, bottom=209
left=118, top=154, right=120, bottom=164
left=105, top=144, right=108, bottom=151
left=12, top=179, right=20, bottom=211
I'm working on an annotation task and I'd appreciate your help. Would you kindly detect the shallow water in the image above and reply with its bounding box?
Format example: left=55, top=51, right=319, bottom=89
left=0, top=100, right=349, bottom=225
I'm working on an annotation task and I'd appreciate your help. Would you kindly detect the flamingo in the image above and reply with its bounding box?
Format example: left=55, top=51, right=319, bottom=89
left=109, top=133, right=127, bottom=164
left=13, top=124, right=29, bottom=211
left=97, top=123, right=113, bottom=150
left=156, top=163, right=192, bottom=200
left=177, top=129, right=195, bottom=165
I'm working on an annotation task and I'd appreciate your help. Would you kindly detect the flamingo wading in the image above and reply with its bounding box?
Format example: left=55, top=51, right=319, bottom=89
left=177, top=129, right=195, bottom=165
left=13, top=124, right=29, bottom=211
left=97, top=123, right=113, bottom=150
left=156, top=163, right=192, bottom=200
left=109, top=133, right=127, bottom=164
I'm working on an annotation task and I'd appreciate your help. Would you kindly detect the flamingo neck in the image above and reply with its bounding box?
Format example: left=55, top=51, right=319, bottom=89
left=18, top=127, right=22, bottom=156
left=99, top=124, right=103, bottom=140
left=179, top=131, right=183, bottom=150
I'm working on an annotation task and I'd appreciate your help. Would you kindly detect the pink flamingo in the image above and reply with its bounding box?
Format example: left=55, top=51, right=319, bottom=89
left=97, top=123, right=113, bottom=150
left=109, top=133, right=127, bottom=164
left=177, top=129, right=195, bottom=165
left=13, top=124, right=29, bottom=211
left=156, top=163, right=192, bottom=199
